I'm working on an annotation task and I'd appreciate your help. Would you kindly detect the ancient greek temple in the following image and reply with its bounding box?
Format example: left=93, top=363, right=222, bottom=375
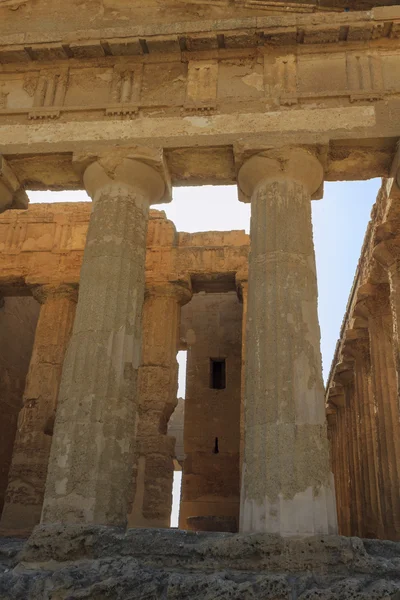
left=0, top=0, right=400, bottom=597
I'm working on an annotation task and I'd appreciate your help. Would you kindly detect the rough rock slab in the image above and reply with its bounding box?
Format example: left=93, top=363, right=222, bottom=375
left=0, top=527, right=400, bottom=599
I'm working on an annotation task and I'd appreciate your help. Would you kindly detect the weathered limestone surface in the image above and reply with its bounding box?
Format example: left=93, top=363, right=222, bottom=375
left=0, top=285, right=77, bottom=534
left=0, top=0, right=396, bottom=43
left=0, top=9, right=400, bottom=188
left=41, top=155, right=168, bottom=527
left=179, top=291, right=242, bottom=531
left=238, top=148, right=337, bottom=536
left=326, top=168, right=400, bottom=541
left=356, top=284, right=400, bottom=540
left=236, top=271, right=248, bottom=477
left=0, top=297, right=39, bottom=515
left=342, top=336, right=384, bottom=539
left=1, top=527, right=400, bottom=599
left=128, top=276, right=191, bottom=529
left=0, top=204, right=250, bottom=294
left=0, top=203, right=250, bottom=533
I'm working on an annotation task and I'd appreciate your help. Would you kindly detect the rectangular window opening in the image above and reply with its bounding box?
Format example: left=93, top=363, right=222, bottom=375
left=210, top=358, right=226, bottom=390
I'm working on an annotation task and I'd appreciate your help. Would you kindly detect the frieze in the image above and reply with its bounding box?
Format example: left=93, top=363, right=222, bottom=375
left=0, top=45, right=396, bottom=121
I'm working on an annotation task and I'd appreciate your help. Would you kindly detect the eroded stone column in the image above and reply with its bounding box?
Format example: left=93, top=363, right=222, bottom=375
left=128, top=279, right=191, bottom=528
left=238, top=148, right=337, bottom=535
left=236, top=271, right=248, bottom=480
left=343, top=333, right=384, bottom=539
left=356, top=283, right=400, bottom=540
left=331, top=367, right=353, bottom=537
left=41, top=153, right=169, bottom=526
left=0, top=285, right=77, bottom=533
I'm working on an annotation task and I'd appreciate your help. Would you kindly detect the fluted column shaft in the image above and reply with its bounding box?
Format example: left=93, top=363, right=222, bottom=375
left=336, top=403, right=352, bottom=536
left=344, top=381, right=364, bottom=536
left=345, top=335, right=384, bottom=538
left=0, top=286, right=77, bottom=532
left=41, top=156, right=168, bottom=526
left=358, top=286, right=400, bottom=540
left=238, top=148, right=337, bottom=535
left=128, top=280, right=191, bottom=528
left=236, top=273, right=248, bottom=480
left=388, top=261, right=400, bottom=395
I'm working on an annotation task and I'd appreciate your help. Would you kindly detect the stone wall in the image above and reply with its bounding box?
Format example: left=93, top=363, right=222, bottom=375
left=0, top=203, right=248, bottom=533
left=179, top=291, right=242, bottom=532
left=0, top=296, right=39, bottom=513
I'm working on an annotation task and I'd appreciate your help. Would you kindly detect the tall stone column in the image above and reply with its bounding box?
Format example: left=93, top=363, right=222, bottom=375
left=0, top=285, right=77, bottom=533
left=337, top=360, right=364, bottom=537
left=41, top=153, right=170, bottom=527
left=331, top=366, right=353, bottom=537
left=356, top=283, right=400, bottom=540
left=374, top=238, right=400, bottom=404
left=237, top=148, right=337, bottom=535
left=128, top=278, right=191, bottom=528
left=343, top=331, right=384, bottom=538
left=236, top=270, right=248, bottom=479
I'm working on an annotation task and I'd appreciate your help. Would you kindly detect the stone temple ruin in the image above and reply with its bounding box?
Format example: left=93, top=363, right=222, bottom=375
left=1, top=0, right=400, bottom=597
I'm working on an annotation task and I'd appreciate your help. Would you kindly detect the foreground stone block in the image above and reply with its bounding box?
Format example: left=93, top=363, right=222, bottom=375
left=0, top=527, right=400, bottom=599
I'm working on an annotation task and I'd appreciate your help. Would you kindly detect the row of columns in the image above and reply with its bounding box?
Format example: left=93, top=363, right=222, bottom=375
left=1, top=147, right=337, bottom=536
left=329, top=282, right=400, bottom=539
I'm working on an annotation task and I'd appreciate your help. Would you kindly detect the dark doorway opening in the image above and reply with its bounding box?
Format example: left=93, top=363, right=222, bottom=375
left=210, top=358, right=226, bottom=390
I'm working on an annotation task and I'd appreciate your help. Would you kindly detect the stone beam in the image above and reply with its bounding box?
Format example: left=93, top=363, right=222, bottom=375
left=0, top=203, right=249, bottom=294
left=0, top=8, right=398, bottom=57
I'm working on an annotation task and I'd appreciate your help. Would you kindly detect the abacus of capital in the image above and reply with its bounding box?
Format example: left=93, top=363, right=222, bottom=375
left=1, top=0, right=400, bottom=596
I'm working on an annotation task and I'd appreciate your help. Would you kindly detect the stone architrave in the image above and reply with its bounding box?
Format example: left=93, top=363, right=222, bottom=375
left=237, top=147, right=337, bottom=536
left=128, top=278, right=191, bottom=528
left=355, top=283, right=400, bottom=540
left=0, top=285, right=77, bottom=533
left=40, top=152, right=170, bottom=527
left=374, top=235, right=400, bottom=397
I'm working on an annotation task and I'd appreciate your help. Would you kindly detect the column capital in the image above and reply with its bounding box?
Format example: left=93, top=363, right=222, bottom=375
left=31, top=284, right=78, bottom=305
left=327, top=383, right=345, bottom=408
left=373, top=238, right=400, bottom=270
left=145, top=277, right=192, bottom=306
left=333, top=360, right=355, bottom=387
left=237, top=147, right=323, bottom=203
left=354, top=282, right=391, bottom=319
left=342, top=328, right=371, bottom=364
left=326, top=403, right=337, bottom=427
left=73, top=148, right=171, bottom=204
left=0, top=156, right=29, bottom=213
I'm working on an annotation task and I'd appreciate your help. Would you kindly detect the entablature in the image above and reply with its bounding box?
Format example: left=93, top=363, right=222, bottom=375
left=0, top=203, right=250, bottom=294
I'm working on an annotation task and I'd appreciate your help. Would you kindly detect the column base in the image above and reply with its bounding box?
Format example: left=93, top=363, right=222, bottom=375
left=3, top=525, right=400, bottom=599
left=240, top=476, right=338, bottom=536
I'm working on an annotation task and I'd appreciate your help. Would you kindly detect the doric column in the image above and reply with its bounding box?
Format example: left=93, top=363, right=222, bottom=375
left=374, top=237, right=400, bottom=401
left=343, top=328, right=385, bottom=538
left=41, top=152, right=170, bottom=527
left=236, top=270, right=248, bottom=480
left=336, top=355, right=364, bottom=537
left=237, top=147, right=337, bottom=535
left=128, top=278, right=191, bottom=528
left=0, top=285, right=77, bottom=533
left=331, top=366, right=353, bottom=536
left=356, top=283, right=400, bottom=540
